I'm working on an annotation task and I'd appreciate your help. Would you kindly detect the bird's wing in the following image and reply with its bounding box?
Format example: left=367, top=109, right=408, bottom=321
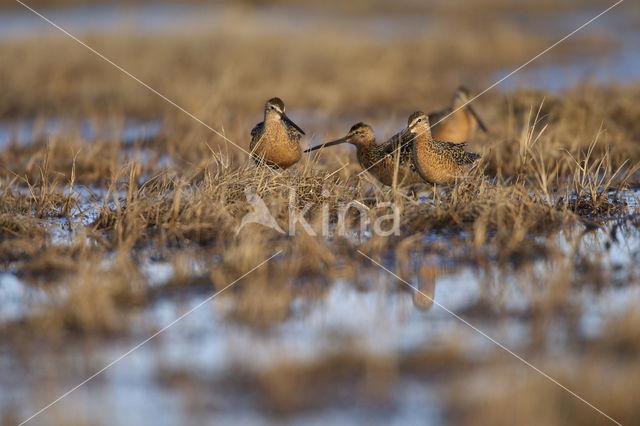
left=250, top=121, right=264, bottom=151
left=250, top=121, right=264, bottom=140
left=432, top=138, right=466, bottom=152
left=382, top=127, right=412, bottom=155
left=440, top=140, right=481, bottom=165
left=432, top=139, right=476, bottom=164
left=285, top=123, right=304, bottom=141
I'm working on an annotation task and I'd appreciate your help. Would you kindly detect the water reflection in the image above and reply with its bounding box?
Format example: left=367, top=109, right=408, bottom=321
left=412, top=264, right=437, bottom=311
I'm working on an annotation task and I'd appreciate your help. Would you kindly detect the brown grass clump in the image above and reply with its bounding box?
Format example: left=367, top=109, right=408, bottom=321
left=448, top=356, right=640, bottom=426
left=34, top=254, right=147, bottom=336
left=257, top=349, right=398, bottom=414
left=227, top=341, right=470, bottom=415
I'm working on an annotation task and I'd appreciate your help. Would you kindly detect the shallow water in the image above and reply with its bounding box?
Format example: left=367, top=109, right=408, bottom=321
left=497, top=9, right=640, bottom=90
left=1, top=3, right=640, bottom=424
left=0, top=4, right=220, bottom=39
left=0, top=118, right=162, bottom=148
left=0, top=3, right=429, bottom=42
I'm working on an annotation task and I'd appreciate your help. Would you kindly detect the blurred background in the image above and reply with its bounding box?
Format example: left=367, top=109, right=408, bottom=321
left=2, top=0, right=639, bottom=139
left=1, top=1, right=640, bottom=425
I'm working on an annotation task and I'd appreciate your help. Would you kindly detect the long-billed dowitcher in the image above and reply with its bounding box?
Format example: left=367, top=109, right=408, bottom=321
left=407, top=111, right=480, bottom=185
left=430, top=86, right=488, bottom=143
left=304, top=122, right=423, bottom=188
left=250, top=97, right=305, bottom=169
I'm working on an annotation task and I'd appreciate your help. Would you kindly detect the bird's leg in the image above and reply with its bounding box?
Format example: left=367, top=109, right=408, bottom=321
left=412, top=185, right=431, bottom=201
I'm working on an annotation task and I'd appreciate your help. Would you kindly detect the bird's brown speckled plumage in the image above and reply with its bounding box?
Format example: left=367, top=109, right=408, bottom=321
left=407, top=112, right=480, bottom=185
left=250, top=97, right=305, bottom=169
left=304, top=123, right=422, bottom=187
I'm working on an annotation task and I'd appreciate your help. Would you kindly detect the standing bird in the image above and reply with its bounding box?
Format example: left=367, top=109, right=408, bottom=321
left=304, top=123, right=423, bottom=188
left=407, top=111, right=480, bottom=185
left=430, top=86, right=488, bottom=143
left=250, top=97, right=305, bottom=169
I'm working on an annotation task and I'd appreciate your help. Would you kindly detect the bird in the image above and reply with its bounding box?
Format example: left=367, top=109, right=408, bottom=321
left=304, top=122, right=423, bottom=188
left=429, top=86, right=488, bottom=143
left=250, top=97, right=305, bottom=169
left=406, top=111, right=480, bottom=185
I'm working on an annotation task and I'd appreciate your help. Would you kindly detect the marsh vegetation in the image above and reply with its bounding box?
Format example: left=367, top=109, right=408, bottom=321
left=1, top=0, right=639, bottom=424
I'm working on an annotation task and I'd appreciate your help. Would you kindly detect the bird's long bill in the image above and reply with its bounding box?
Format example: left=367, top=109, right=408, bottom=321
left=303, top=136, right=349, bottom=153
left=282, top=113, right=306, bottom=135
left=466, top=105, right=488, bottom=133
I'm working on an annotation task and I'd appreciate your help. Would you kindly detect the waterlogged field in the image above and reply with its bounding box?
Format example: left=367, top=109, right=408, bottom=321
left=1, top=1, right=640, bottom=425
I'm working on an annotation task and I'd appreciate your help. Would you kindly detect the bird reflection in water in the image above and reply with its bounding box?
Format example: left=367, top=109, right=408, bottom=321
left=412, top=264, right=438, bottom=311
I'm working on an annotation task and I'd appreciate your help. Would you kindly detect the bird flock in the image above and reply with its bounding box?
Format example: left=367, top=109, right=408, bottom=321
left=249, top=87, right=486, bottom=189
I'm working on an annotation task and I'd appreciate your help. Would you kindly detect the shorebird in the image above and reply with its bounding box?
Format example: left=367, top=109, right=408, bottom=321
left=430, top=86, right=488, bottom=143
left=406, top=111, right=480, bottom=185
left=304, top=122, right=423, bottom=188
left=250, top=97, right=305, bottom=169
